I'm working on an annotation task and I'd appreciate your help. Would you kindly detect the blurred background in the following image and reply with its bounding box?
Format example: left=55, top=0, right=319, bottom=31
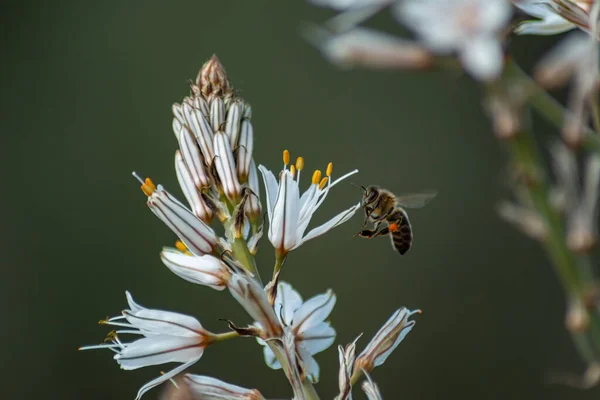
left=2, top=1, right=597, bottom=399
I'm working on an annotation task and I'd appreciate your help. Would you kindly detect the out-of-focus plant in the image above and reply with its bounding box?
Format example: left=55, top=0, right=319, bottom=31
left=306, top=0, right=600, bottom=389
left=79, top=56, right=420, bottom=399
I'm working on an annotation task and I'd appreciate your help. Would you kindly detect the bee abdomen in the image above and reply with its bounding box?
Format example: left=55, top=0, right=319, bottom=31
left=389, top=210, right=412, bottom=255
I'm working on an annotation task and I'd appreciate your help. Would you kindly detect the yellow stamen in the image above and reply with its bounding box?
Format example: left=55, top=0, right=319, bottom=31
left=175, top=240, right=188, bottom=253
left=283, top=150, right=290, bottom=165
left=98, top=316, right=110, bottom=325
left=141, top=177, right=156, bottom=196
left=296, top=157, right=304, bottom=171
left=290, top=165, right=296, bottom=178
left=104, top=330, right=118, bottom=342
left=319, top=177, right=328, bottom=189
left=312, top=170, right=322, bottom=185
left=326, top=162, right=333, bottom=177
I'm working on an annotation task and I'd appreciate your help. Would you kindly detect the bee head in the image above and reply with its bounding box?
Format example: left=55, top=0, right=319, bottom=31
left=363, top=185, right=379, bottom=206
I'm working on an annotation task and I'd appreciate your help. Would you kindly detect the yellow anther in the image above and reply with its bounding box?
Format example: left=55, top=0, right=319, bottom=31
left=141, top=177, right=156, bottom=197
left=290, top=165, right=296, bottom=178
left=326, top=162, right=333, bottom=177
left=98, top=316, right=110, bottom=325
left=312, top=170, right=322, bottom=185
left=175, top=240, right=188, bottom=253
left=319, top=177, right=328, bottom=189
left=104, top=330, right=118, bottom=342
left=296, top=157, right=305, bottom=171
left=283, top=150, right=290, bottom=165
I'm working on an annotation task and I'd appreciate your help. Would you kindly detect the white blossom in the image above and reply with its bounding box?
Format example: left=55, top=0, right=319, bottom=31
left=160, top=247, right=231, bottom=290
left=136, top=176, right=217, bottom=256
left=259, top=151, right=360, bottom=255
left=80, top=292, right=209, bottom=400
left=308, top=0, right=392, bottom=10
left=257, top=282, right=336, bottom=383
left=395, top=0, right=512, bottom=81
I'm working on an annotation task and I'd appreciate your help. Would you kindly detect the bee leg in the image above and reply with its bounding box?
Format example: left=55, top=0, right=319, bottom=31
left=354, top=228, right=377, bottom=238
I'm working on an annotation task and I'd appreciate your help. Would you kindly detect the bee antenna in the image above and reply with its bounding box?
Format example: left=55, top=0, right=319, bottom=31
left=349, top=182, right=366, bottom=193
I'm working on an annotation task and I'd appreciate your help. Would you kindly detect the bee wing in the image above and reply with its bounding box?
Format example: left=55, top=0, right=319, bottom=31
left=395, top=191, right=437, bottom=209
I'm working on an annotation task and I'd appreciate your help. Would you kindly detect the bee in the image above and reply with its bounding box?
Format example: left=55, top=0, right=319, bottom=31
left=355, top=186, right=437, bottom=255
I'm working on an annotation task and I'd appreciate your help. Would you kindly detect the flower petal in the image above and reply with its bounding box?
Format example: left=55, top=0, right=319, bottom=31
left=293, top=290, right=336, bottom=334
left=269, top=170, right=300, bottom=250
left=124, top=309, right=204, bottom=337
left=160, top=248, right=229, bottom=290
left=296, top=203, right=360, bottom=248
left=261, top=342, right=282, bottom=369
left=134, top=358, right=199, bottom=400
left=258, top=165, right=279, bottom=222
left=460, top=36, right=504, bottom=81
left=300, top=321, right=336, bottom=355
left=274, top=282, right=303, bottom=326
left=298, top=345, right=321, bottom=383
left=115, top=335, right=203, bottom=369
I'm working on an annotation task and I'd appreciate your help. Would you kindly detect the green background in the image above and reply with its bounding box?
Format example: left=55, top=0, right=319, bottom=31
left=2, top=1, right=597, bottom=399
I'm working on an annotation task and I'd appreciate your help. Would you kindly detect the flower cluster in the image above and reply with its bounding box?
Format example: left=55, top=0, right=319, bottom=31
left=308, top=0, right=598, bottom=82
left=306, top=0, right=600, bottom=391
left=81, top=56, right=420, bottom=399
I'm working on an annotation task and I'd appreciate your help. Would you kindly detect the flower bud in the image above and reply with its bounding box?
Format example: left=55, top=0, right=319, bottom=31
left=354, top=308, right=419, bottom=373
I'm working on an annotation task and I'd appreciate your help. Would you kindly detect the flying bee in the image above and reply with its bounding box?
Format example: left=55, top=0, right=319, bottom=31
left=355, top=185, right=437, bottom=255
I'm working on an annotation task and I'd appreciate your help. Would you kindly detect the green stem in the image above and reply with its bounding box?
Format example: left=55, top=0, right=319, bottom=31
left=273, top=252, right=287, bottom=282
left=211, top=331, right=239, bottom=342
left=232, top=237, right=262, bottom=285
left=508, top=132, right=582, bottom=295
left=505, top=61, right=600, bottom=155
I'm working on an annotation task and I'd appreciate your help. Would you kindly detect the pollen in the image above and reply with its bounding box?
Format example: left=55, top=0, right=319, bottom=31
left=290, top=165, right=297, bottom=179
left=132, top=172, right=156, bottom=196
left=326, top=162, right=333, bottom=177
left=283, top=150, right=290, bottom=166
left=296, top=157, right=304, bottom=171
left=319, top=177, right=328, bottom=189
left=175, top=240, right=188, bottom=253
left=388, top=223, right=399, bottom=233
left=312, top=170, right=322, bottom=185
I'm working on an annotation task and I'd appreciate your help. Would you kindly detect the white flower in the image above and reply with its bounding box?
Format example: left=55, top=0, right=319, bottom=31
left=160, top=247, right=231, bottom=290
left=513, top=0, right=577, bottom=35
left=80, top=292, right=210, bottom=400
left=315, top=27, right=433, bottom=70
left=133, top=176, right=218, bottom=256
left=257, top=282, right=337, bottom=383
left=355, top=308, right=420, bottom=372
left=179, top=374, right=265, bottom=400
left=214, top=130, right=242, bottom=202
left=395, top=0, right=512, bottom=81
left=259, top=150, right=360, bottom=255
left=361, top=371, right=383, bottom=400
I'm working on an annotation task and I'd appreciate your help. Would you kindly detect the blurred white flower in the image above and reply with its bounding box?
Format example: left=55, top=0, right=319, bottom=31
left=257, top=282, right=337, bottom=383
left=395, top=0, right=512, bottom=81
left=361, top=371, right=383, bottom=400
left=80, top=292, right=210, bottom=400
left=314, top=27, right=433, bottom=70
left=308, top=0, right=392, bottom=10
left=259, top=150, right=359, bottom=255
left=534, top=3, right=600, bottom=146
